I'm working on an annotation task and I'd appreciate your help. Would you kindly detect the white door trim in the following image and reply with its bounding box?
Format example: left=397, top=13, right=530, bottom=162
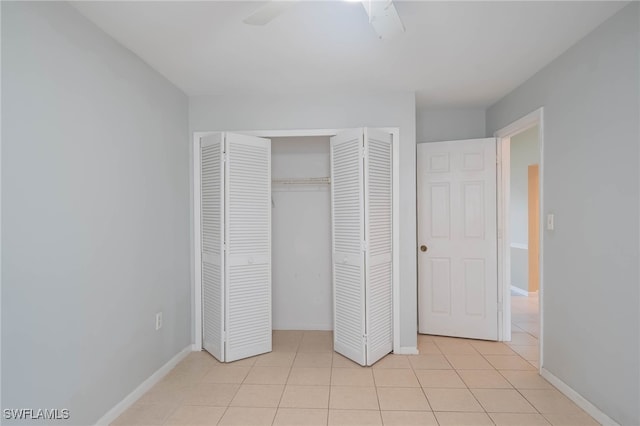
left=192, top=127, right=401, bottom=354
left=494, top=107, right=544, bottom=372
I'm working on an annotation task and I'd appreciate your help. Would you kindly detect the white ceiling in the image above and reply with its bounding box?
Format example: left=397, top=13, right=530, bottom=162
left=73, top=1, right=627, bottom=108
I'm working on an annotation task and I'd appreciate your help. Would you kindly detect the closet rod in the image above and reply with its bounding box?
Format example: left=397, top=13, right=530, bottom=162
left=271, top=177, right=331, bottom=185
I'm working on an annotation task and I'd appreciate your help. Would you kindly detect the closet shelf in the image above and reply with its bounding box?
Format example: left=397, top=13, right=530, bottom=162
left=271, top=177, right=330, bottom=185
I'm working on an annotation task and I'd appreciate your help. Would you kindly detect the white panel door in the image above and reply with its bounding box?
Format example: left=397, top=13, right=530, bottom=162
left=201, top=134, right=225, bottom=361
left=331, top=129, right=366, bottom=366
left=417, top=138, right=498, bottom=340
left=225, top=133, right=272, bottom=361
left=364, top=128, right=393, bottom=365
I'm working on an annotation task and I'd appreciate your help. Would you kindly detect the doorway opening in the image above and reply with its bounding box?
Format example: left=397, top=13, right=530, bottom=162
left=496, top=107, right=544, bottom=371
left=507, top=125, right=541, bottom=368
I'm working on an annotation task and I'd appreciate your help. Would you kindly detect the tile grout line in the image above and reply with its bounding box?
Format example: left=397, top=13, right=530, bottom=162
left=420, top=339, right=530, bottom=424
left=370, top=358, right=382, bottom=421
left=326, top=337, right=333, bottom=426
left=450, top=350, right=495, bottom=420
left=475, top=343, right=544, bottom=417
left=159, top=358, right=219, bottom=426
left=215, top=356, right=255, bottom=426
left=270, top=331, right=306, bottom=426
left=270, top=355, right=295, bottom=426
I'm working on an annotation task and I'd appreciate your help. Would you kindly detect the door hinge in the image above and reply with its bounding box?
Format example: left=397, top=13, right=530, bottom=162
left=363, top=334, right=368, bottom=345
left=361, top=240, right=368, bottom=251
left=223, top=242, right=227, bottom=251
left=222, top=331, right=226, bottom=342
left=223, top=153, right=229, bottom=163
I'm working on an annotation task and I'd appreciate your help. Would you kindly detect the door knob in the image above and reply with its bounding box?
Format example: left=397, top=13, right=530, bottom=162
left=420, top=245, right=428, bottom=252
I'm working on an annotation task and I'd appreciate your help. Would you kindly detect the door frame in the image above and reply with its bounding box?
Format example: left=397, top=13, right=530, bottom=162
left=494, top=107, right=544, bottom=371
left=192, top=127, right=401, bottom=354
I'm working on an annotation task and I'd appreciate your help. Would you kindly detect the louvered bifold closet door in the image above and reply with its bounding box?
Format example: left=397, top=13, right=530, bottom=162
left=331, top=129, right=367, bottom=366
left=225, top=133, right=272, bottom=362
left=364, top=128, right=393, bottom=366
left=201, top=134, right=225, bottom=362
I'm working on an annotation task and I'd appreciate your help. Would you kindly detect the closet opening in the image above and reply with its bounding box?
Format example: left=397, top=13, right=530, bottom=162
left=271, top=136, right=333, bottom=333
left=193, top=127, right=401, bottom=366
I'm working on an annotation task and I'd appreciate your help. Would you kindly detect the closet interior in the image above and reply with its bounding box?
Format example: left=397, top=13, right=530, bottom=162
left=271, top=136, right=333, bottom=332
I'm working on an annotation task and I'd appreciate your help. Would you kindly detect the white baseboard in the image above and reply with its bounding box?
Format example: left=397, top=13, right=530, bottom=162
left=395, top=346, right=419, bottom=355
left=95, top=346, right=193, bottom=426
left=191, top=343, right=201, bottom=351
left=510, top=285, right=530, bottom=297
left=540, top=368, right=619, bottom=426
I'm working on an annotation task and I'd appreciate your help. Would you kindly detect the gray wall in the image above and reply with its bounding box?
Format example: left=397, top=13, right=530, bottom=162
left=2, top=3, right=190, bottom=425
left=510, top=248, right=528, bottom=294
left=510, top=126, right=540, bottom=292
left=417, top=107, right=486, bottom=143
left=271, top=137, right=332, bottom=330
left=190, top=91, right=418, bottom=349
left=487, top=3, right=639, bottom=424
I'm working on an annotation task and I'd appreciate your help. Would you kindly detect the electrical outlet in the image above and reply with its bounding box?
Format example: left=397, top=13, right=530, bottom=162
left=155, top=312, right=163, bottom=330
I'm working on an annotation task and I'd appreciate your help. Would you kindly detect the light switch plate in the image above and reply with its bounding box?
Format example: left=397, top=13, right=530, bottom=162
left=155, top=312, right=163, bottom=330
left=547, top=214, right=554, bottom=231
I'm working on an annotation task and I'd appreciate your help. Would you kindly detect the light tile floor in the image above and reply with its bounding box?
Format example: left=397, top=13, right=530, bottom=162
left=113, top=329, right=599, bottom=426
left=511, top=293, right=540, bottom=369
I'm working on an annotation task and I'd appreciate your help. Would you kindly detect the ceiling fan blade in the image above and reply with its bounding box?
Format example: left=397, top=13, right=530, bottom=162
left=362, top=0, right=405, bottom=39
left=243, top=1, right=296, bottom=26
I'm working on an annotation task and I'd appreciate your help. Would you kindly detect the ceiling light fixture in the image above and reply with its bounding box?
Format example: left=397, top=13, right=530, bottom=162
left=243, top=0, right=405, bottom=40
left=362, top=0, right=405, bottom=40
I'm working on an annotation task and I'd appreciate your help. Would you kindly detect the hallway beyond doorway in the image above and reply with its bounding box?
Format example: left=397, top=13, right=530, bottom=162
left=510, top=292, right=540, bottom=369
